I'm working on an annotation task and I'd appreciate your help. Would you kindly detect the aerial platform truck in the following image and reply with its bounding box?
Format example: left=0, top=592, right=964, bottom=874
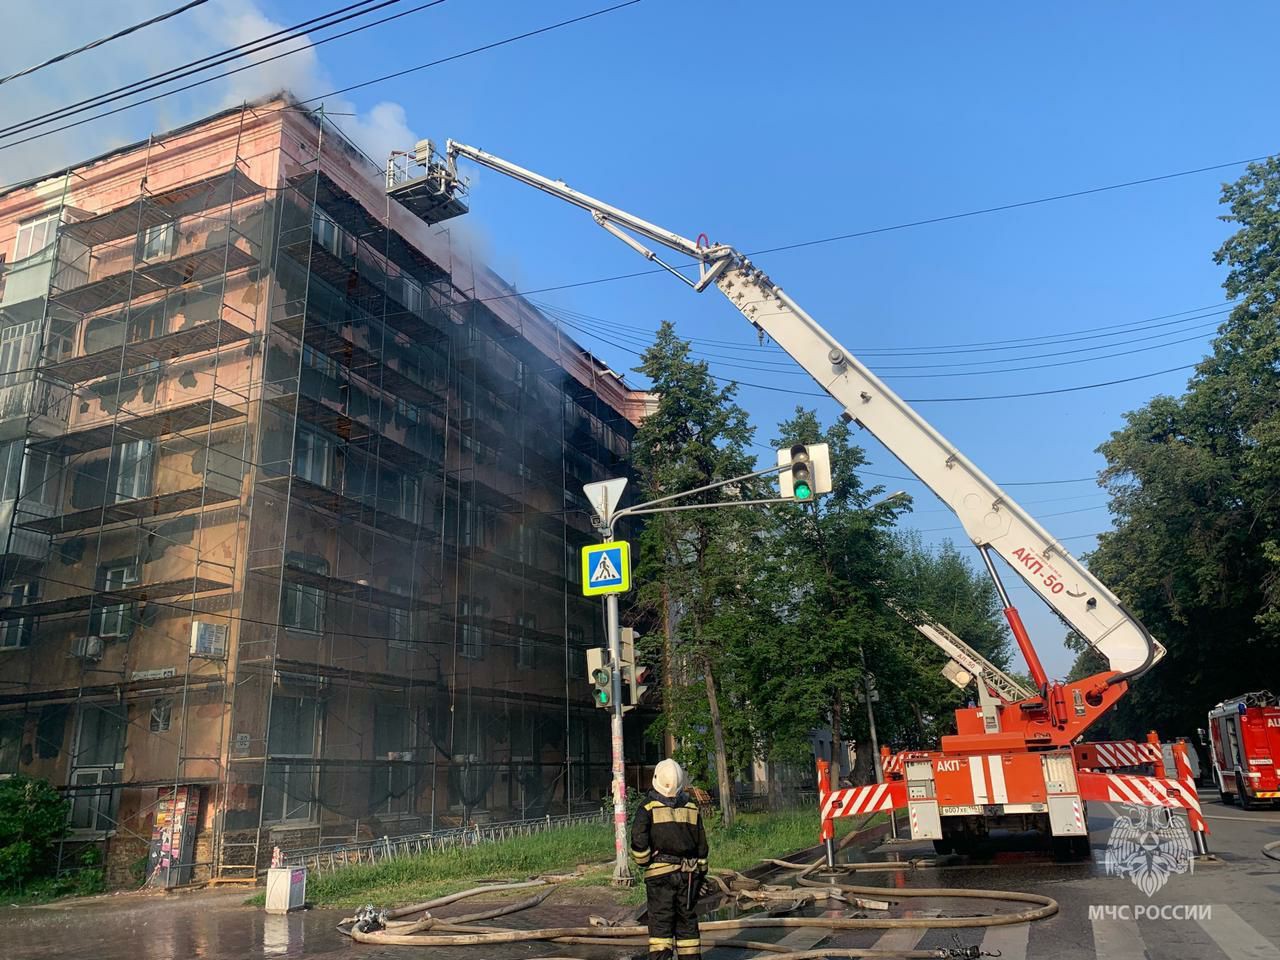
left=385, top=140, right=1207, bottom=857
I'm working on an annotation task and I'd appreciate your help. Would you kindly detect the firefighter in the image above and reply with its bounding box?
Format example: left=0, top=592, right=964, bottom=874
left=630, top=759, right=708, bottom=960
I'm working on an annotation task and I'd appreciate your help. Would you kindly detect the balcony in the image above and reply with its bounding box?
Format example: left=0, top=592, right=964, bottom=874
left=41, top=308, right=253, bottom=384
left=0, top=575, right=230, bottom=621
left=0, top=378, right=72, bottom=442
left=0, top=499, right=51, bottom=568
left=0, top=246, right=56, bottom=318
left=30, top=396, right=244, bottom=457
left=256, top=474, right=435, bottom=543
left=17, top=485, right=239, bottom=537
left=59, top=169, right=265, bottom=248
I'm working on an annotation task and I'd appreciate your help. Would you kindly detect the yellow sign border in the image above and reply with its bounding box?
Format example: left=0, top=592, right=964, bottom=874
left=582, top=541, right=630, bottom=596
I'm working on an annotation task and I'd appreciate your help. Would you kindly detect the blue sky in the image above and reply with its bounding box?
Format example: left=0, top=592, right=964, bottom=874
left=5, top=1, right=1277, bottom=676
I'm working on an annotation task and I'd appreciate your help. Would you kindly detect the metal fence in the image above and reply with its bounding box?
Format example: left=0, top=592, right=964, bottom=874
left=281, top=810, right=607, bottom=874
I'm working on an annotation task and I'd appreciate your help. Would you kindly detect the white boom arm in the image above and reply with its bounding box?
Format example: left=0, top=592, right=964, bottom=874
left=440, top=141, right=1164, bottom=680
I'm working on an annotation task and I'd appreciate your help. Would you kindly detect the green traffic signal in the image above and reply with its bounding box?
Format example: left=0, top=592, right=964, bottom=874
left=794, top=479, right=813, bottom=501
left=591, top=666, right=611, bottom=706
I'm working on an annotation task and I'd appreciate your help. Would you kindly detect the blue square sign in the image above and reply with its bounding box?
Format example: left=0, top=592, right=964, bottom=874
left=582, top=541, right=630, bottom=595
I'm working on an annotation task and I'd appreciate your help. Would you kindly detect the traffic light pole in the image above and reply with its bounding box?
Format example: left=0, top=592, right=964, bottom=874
left=604, top=585, right=629, bottom=884
left=583, top=452, right=831, bottom=886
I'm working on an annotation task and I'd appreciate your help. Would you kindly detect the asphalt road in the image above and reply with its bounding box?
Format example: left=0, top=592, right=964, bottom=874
left=3, top=794, right=1278, bottom=960
left=800, top=794, right=1280, bottom=960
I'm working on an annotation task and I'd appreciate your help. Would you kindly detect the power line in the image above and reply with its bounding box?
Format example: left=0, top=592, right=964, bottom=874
left=542, top=304, right=1204, bottom=400
left=0, top=0, right=211, bottom=86
left=545, top=302, right=1221, bottom=379
left=533, top=298, right=1237, bottom=359
left=0, top=0, right=414, bottom=149
left=471, top=147, right=1273, bottom=305
left=0, top=1, right=642, bottom=158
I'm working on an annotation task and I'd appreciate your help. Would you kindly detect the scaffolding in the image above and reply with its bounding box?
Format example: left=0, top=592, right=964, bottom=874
left=0, top=99, right=655, bottom=886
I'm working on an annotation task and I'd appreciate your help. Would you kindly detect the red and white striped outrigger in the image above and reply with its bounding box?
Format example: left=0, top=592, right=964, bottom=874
left=1073, top=738, right=1163, bottom=774
left=816, top=738, right=1207, bottom=860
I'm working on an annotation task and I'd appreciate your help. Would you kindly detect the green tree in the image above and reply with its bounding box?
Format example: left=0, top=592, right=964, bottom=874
left=630, top=321, right=762, bottom=827
left=1087, top=156, right=1280, bottom=735
left=749, top=407, right=899, bottom=785
left=0, top=776, right=68, bottom=892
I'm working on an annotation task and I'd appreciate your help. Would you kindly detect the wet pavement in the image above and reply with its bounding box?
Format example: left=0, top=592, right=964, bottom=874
left=4, top=795, right=1279, bottom=960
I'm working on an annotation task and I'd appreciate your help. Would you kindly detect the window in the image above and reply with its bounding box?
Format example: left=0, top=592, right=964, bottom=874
left=12, top=213, right=58, bottom=261
left=0, top=319, right=39, bottom=388
left=94, top=562, right=138, bottom=638
left=312, top=209, right=343, bottom=258
left=387, top=581, right=413, bottom=649
left=374, top=702, right=414, bottom=816
left=568, top=626, right=586, bottom=677
left=302, top=344, right=338, bottom=380
left=516, top=614, right=536, bottom=669
left=0, top=715, right=21, bottom=776
left=21, top=448, right=60, bottom=509
left=70, top=704, right=125, bottom=832
left=282, top=553, right=327, bottom=633
left=293, top=426, right=334, bottom=488
left=397, top=474, right=420, bottom=523
left=567, top=543, right=581, bottom=585
left=264, top=695, right=318, bottom=823
left=149, top=698, right=172, bottom=733
left=0, top=441, right=21, bottom=500
left=111, top=439, right=153, bottom=502
left=459, top=597, right=486, bottom=659
left=516, top=525, right=537, bottom=566
left=138, top=221, right=176, bottom=261
left=0, top=582, right=35, bottom=650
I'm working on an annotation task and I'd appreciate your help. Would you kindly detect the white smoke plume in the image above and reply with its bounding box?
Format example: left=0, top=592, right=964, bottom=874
left=0, top=0, right=419, bottom=187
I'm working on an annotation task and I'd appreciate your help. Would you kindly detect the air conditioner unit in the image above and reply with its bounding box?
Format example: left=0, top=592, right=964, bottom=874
left=190, top=620, right=229, bottom=659
left=71, top=636, right=104, bottom=661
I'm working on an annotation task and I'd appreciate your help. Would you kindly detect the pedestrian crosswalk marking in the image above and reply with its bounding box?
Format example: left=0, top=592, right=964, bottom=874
left=590, top=552, right=620, bottom=583
left=978, top=923, right=1029, bottom=960
left=1197, top=905, right=1280, bottom=960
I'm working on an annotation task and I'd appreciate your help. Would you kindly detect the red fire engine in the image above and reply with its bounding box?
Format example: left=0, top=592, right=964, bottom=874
left=1207, top=691, right=1280, bottom=808
left=421, top=139, right=1208, bottom=860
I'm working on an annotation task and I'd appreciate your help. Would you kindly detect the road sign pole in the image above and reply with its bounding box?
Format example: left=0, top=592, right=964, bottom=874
left=605, top=587, right=630, bottom=884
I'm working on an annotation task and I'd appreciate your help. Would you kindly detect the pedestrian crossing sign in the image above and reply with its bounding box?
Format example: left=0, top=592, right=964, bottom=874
left=582, top=541, right=630, bottom=596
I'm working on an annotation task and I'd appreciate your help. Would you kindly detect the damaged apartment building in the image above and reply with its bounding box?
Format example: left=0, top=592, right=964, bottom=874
left=0, top=94, right=656, bottom=885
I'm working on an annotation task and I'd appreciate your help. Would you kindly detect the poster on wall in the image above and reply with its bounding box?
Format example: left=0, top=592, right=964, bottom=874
left=146, top=786, right=199, bottom=888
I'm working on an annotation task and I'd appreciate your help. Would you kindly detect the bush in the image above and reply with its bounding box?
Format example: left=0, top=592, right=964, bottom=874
left=0, top=777, right=69, bottom=892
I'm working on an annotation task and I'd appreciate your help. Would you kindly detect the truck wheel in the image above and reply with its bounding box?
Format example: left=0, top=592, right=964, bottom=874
left=1052, top=836, right=1090, bottom=861
left=932, top=839, right=956, bottom=856
left=1237, top=776, right=1255, bottom=810
left=1217, top=773, right=1235, bottom=806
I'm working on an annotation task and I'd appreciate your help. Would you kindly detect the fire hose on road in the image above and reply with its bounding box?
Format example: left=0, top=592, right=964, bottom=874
left=337, top=853, right=1058, bottom=958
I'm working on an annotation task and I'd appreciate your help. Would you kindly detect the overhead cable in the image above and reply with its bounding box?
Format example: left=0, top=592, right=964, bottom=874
left=0, top=0, right=212, bottom=87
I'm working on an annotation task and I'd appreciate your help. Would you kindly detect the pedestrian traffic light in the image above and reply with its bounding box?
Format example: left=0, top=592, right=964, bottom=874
left=777, top=443, right=832, bottom=501
left=587, top=647, right=611, bottom=708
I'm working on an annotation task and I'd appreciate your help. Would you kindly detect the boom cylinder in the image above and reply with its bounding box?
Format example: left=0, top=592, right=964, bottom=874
left=980, top=547, right=1049, bottom=691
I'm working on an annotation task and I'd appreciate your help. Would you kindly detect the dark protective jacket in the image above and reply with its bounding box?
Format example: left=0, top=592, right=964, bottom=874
left=629, top=789, right=709, bottom=879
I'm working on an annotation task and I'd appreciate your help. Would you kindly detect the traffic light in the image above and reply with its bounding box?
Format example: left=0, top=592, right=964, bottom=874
left=630, top=664, right=653, bottom=705
left=587, top=647, right=611, bottom=708
left=777, top=443, right=832, bottom=501
left=618, top=628, right=650, bottom=712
